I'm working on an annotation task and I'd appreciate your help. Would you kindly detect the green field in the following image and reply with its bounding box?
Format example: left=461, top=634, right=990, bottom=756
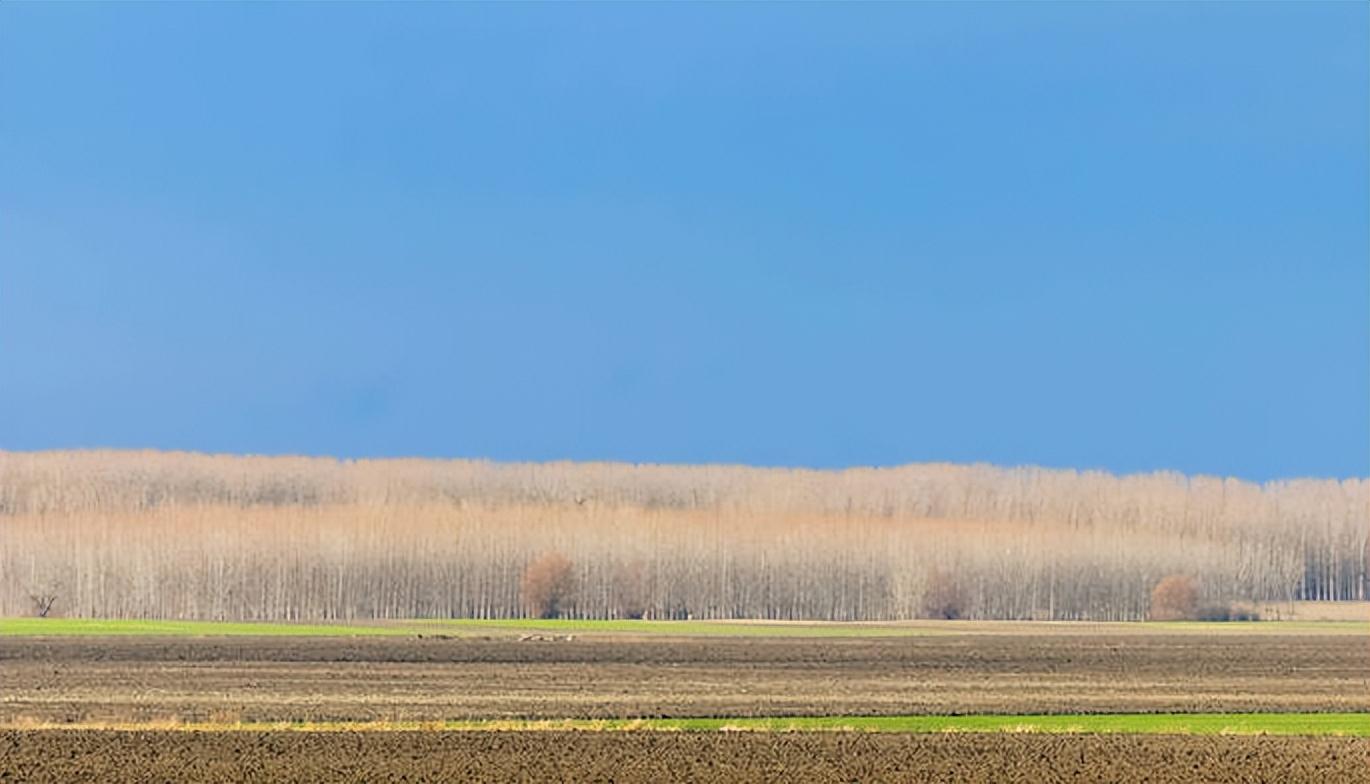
left=0, top=619, right=413, bottom=637
left=2, top=617, right=1366, bottom=638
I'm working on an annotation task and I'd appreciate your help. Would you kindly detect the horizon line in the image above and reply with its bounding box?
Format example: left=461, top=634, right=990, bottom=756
left=2, top=447, right=1363, bottom=486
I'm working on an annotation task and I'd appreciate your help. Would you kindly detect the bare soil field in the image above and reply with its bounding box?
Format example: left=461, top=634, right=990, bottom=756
left=2, top=632, right=1365, bottom=723
left=3, top=729, right=1368, bottom=783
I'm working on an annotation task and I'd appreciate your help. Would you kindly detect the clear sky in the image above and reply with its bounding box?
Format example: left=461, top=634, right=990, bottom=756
left=2, top=3, right=1366, bottom=481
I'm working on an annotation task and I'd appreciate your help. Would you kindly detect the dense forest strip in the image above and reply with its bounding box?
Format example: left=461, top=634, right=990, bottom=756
left=1, top=450, right=1366, bottom=621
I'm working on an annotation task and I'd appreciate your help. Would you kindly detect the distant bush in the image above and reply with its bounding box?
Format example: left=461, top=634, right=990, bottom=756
left=1195, top=604, right=1231, bottom=622
left=1196, top=603, right=1260, bottom=622
left=1149, top=574, right=1199, bottom=621
left=612, top=560, right=648, bottom=620
left=520, top=552, right=575, bottom=619
left=921, top=570, right=965, bottom=620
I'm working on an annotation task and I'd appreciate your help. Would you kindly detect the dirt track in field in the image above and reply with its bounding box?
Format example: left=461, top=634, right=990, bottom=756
left=2, top=633, right=1365, bottom=723
left=4, top=730, right=1368, bottom=783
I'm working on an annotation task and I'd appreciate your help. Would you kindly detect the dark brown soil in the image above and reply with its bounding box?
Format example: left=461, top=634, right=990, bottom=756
left=3, top=730, right=1367, bottom=783
left=2, top=634, right=1364, bottom=723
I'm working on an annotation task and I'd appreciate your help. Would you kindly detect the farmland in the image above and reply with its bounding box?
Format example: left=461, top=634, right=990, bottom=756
left=6, top=731, right=1369, bottom=784
left=5, top=0, right=1366, bottom=778
left=2, top=451, right=1367, bottom=780
left=2, top=621, right=1368, bottom=781
left=3, top=624, right=1367, bottom=725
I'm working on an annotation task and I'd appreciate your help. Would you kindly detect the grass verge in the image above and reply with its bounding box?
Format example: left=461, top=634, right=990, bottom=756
left=0, top=619, right=411, bottom=637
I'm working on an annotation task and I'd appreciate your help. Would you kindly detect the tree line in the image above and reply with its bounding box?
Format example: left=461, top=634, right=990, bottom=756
left=1, top=450, right=1365, bottom=621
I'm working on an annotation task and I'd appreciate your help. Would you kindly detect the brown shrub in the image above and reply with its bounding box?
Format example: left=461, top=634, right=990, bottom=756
left=921, top=569, right=965, bottom=620
left=520, top=552, right=575, bottom=619
left=612, top=560, right=648, bottom=620
left=1195, top=602, right=1261, bottom=622
left=1195, top=604, right=1231, bottom=622
left=1149, top=574, right=1199, bottom=621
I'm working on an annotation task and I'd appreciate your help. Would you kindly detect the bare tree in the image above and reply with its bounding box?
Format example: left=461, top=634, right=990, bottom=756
left=0, top=450, right=1364, bottom=622
left=28, top=588, right=59, bottom=618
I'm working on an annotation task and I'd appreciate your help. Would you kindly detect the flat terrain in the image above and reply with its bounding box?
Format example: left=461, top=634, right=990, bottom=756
left=4, top=622, right=1366, bottom=782
left=4, top=730, right=1368, bottom=783
left=2, top=627, right=1366, bottom=723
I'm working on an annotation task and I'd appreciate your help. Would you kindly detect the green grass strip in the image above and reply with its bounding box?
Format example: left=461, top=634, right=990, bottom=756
left=0, top=619, right=411, bottom=637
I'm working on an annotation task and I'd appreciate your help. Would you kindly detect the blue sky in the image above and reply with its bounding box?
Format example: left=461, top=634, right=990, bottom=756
left=2, top=3, right=1366, bottom=480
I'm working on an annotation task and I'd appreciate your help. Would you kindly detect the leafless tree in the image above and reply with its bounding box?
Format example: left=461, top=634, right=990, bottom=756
left=28, top=590, right=58, bottom=618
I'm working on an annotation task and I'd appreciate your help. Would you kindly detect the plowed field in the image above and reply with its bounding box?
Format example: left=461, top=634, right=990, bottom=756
left=2, top=633, right=1364, bottom=723
left=3, top=730, right=1367, bottom=783
left=4, top=628, right=1366, bottom=782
